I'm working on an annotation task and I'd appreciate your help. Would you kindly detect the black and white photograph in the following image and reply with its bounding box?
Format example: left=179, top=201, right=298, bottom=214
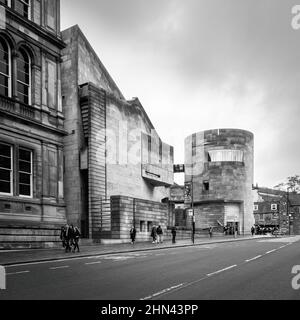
left=0, top=0, right=300, bottom=315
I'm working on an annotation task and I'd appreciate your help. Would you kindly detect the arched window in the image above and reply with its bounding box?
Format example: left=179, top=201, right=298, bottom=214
left=0, top=37, right=11, bottom=97
left=17, top=47, right=31, bottom=105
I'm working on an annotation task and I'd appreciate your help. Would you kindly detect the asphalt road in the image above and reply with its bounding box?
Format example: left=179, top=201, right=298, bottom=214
left=1, top=236, right=300, bottom=300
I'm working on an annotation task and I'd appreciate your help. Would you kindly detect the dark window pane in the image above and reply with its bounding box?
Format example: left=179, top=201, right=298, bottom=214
left=0, top=84, right=8, bottom=96
left=0, top=61, right=9, bottom=75
left=17, top=82, right=29, bottom=95
left=0, top=0, right=8, bottom=5
left=19, top=149, right=31, bottom=161
left=0, top=155, right=11, bottom=169
left=17, top=70, right=29, bottom=84
left=0, top=168, right=10, bottom=181
left=0, top=74, right=8, bottom=88
left=19, top=184, right=30, bottom=196
left=19, top=160, right=31, bottom=173
left=15, top=0, right=29, bottom=18
left=19, top=172, right=30, bottom=184
left=0, top=181, right=10, bottom=193
left=0, top=144, right=11, bottom=157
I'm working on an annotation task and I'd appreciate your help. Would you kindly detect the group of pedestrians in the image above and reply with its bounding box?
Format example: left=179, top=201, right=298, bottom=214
left=60, top=224, right=81, bottom=253
left=151, top=225, right=164, bottom=244
left=130, top=224, right=177, bottom=244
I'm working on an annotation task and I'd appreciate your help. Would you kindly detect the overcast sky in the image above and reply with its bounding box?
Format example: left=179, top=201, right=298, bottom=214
left=61, top=0, right=300, bottom=188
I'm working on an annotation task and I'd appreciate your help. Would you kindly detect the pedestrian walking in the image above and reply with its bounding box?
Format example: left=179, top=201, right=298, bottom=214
left=156, top=225, right=163, bottom=243
left=130, top=226, right=136, bottom=244
left=171, top=226, right=176, bottom=244
left=251, top=225, right=255, bottom=236
left=209, top=226, right=213, bottom=238
left=64, top=224, right=72, bottom=252
left=151, top=225, right=157, bottom=243
left=60, top=226, right=66, bottom=248
left=72, top=226, right=81, bottom=252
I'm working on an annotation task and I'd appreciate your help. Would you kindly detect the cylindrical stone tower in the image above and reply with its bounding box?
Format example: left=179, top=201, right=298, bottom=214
left=184, top=128, right=254, bottom=234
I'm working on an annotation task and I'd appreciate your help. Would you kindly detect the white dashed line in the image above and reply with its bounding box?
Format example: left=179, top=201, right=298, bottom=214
left=6, top=270, right=30, bottom=276
left=206, top=265, right=237, bottom=277
left=141, top=283, right=185, bottom=300
left=245, top=255, right=262, bottom=262
left=49, top=266, right=69, bottom=270
left=265, top=249, right=276, bottom=254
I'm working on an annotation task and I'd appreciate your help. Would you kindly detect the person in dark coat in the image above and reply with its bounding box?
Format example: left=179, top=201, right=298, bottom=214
left=72, top=226, right=81, bottom=252
left=151, top=225, right=157, bottom=243
left=60, top=226, right=66, bottom=248
left=156, top=225, right=163, bottom=243
left=130, top=226, right=136, bottom=244
left=251, top=226, right=255, bottom=236
left=64, top=224, right=72, bottom=252
left=209, top=226, right=213, bottom=238
left=171, top=226, right=177, bottom=244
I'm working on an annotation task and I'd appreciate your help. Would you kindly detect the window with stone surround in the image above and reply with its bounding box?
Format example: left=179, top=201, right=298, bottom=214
left=18, top=147, right=32, bottom=197
left=0, top=37, right=11, bottom=97
left=45, top=0, right=56, bottom=30
left=15, top=0, right=30, bottom=20
left=0, top=142, right=33, bottom=197
left=0, top=143, right=12, bottom=195
left=17, top=47, right=31, bottom=105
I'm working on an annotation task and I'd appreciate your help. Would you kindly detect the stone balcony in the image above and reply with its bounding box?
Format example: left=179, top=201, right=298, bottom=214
left=0, top=95, right=64, bottom=130
left=141, top=163, right=174, bottom=187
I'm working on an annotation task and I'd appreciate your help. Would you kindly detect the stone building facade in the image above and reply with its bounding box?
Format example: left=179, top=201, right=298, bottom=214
left=0, top=0, right=66, bottom=248
left=184, top=128, right=254, bottom=234
left=61, top=25, right=174, bottom=242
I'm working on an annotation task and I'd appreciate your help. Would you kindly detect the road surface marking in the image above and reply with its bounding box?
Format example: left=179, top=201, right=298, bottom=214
left=141, top=283, right=185, bottom=300
left=85, top=261, right=102, bottom=265
left=6, top=270, right=30, bottom=275
left=49, top=266, right=69, bottom=270
left=206, top=265, right=237, bottom=277
left=265, top=249, right=276, bottom=254
left=245, top=255, right=262, bottom=262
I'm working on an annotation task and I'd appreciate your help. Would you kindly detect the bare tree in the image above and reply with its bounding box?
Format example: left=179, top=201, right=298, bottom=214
left=274, top=175, right=300, bottom=193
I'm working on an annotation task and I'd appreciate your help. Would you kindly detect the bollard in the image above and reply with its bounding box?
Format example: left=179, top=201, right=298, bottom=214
left=0, top=265, right=6, bottom=290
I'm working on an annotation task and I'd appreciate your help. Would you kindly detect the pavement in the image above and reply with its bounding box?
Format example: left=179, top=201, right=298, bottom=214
left=0, top=234, right=274, bottom=266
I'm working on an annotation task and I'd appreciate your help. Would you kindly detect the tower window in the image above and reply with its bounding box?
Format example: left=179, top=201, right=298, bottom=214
left=203, top=180, right=209, bottom=191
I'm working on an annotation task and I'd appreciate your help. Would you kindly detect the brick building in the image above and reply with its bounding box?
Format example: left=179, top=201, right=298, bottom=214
left=61, top=25, right=174, bottom=243
left=0, top=0, right=66, bottom=248
left=253, top=187, right=300, bottom=235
